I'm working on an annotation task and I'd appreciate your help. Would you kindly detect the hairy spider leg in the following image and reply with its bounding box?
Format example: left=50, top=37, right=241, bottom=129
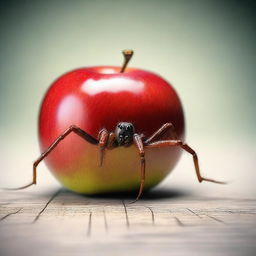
left=5, top=125, right=99, bottom=190
left=131, top=134, right=146, bottom=203
left=145, top=139, right=225, bottom=184
left=145, top=122, right=178, bottom=144
left=107, top=132, right=116, bottom=148
left=129, top=123, right=181, bottom=203
left=98, top=129, right=109, bottom=167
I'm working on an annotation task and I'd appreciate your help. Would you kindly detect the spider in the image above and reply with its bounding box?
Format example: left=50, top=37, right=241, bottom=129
left=12, top=121, right=224, bottom=202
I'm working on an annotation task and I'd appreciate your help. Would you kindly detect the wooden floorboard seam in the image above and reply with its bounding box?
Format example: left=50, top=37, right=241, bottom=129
left=32, top=189, right=61, bottom=223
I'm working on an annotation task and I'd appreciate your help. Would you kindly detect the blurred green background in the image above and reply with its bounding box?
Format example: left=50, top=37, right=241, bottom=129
left=0, top=0, right=255, bottom=196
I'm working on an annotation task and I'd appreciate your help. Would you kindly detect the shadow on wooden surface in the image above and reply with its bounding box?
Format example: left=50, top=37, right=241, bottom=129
left=0, top=186, right=191, bottom=206
left=62, top=187, right=191, bottom=201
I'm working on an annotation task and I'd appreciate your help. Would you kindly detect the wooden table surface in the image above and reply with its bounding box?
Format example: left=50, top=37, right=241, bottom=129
left=0, top=186, right=255, bottom=256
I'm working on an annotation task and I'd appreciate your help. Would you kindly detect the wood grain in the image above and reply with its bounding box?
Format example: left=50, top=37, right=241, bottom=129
left=0, top=188, right=255, bottom=256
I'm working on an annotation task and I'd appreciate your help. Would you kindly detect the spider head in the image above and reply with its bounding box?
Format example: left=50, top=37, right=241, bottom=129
left=115, top=122, right=135, bottom=146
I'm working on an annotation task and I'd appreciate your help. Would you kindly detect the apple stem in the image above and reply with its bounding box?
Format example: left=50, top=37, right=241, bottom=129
left=120, top=50, right=134, bottom=73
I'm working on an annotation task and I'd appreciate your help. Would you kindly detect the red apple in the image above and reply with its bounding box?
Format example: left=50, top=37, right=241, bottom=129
left=38, top=52, right=185, bottom=194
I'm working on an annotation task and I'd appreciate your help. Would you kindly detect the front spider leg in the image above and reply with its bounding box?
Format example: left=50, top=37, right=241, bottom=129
left=6, top=125, right=99, bottom=190
left=107, top=132, right=116, bottom=148
left=98, top=130, right=118, bottom=166
left=132, top=134, right=146, bottom=203
left=98, top=129, right=109, bottom=167
left=145, top=139, right=225, bottom=184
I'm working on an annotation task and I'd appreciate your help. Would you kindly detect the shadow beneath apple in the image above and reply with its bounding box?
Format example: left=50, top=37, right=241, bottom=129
left=75, top=187, right=191, bottom=201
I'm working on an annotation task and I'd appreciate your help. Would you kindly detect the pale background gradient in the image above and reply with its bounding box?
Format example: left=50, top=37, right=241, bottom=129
left=0, top=0, right=255, bottom=197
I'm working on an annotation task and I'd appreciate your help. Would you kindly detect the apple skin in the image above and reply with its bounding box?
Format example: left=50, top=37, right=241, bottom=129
left=38, top=66, right=185, bottom=194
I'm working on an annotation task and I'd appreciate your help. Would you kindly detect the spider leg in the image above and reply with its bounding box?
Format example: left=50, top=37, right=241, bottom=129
left=107, top=132, right=116, bottom=148
left=146, top=140, right=226, bottom=184
left=130, top=134, right=146, bottom=203
left=98, top=129, right=109, bottom=167
left=5, top=125, right=99, bottom=190
left=145, top=123, right=177, bottom=144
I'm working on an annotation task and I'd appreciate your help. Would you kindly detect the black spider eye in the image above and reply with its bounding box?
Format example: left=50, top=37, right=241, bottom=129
left=118, top=124, right=122, bottom=129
